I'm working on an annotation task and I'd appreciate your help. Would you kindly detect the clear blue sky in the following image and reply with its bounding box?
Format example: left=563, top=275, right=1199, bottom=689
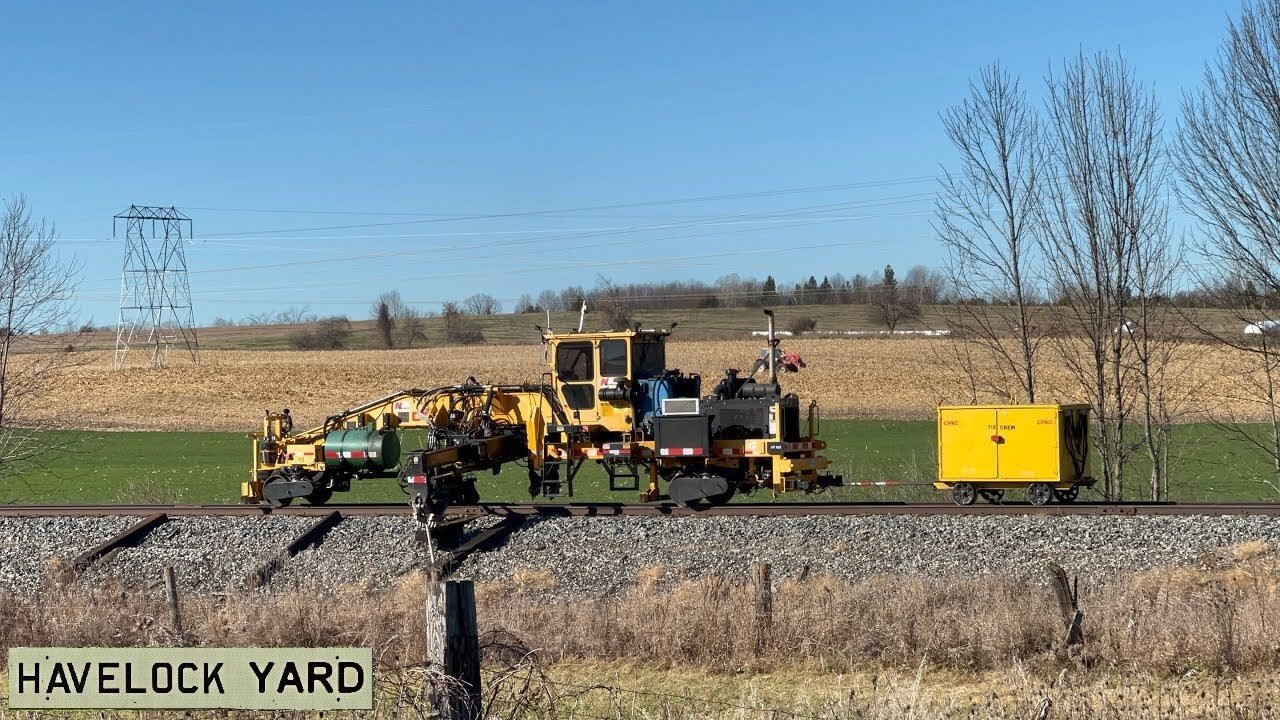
left=1, top=1, right=1240, bottom=325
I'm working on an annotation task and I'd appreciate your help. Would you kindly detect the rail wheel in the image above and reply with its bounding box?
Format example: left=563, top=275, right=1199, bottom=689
left=1027, top=482, right=1053, bottom=506
left=951, top=482, right=977, bottom=506
left=1054, top=486, right=1079, bottom=503
left=979, top=489, right=1004, bottom=504
left=263, top=472, right=293, bottom=509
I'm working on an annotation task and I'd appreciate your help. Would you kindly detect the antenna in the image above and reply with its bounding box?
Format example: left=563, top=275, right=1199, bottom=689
left=113, top=205, right=200, bottom=370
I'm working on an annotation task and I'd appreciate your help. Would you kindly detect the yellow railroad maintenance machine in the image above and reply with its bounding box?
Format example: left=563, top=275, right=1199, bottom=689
left=243, top=310, right=842, bottom=515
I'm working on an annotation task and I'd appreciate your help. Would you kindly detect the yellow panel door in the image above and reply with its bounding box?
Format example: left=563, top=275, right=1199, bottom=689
left=938, top=408, right=998, bottom=480
left=996, top=407, right=1060, bottom=481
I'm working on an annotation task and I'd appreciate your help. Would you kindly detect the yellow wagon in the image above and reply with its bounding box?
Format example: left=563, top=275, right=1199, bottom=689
left=936, top=404, right=1093, bottom=505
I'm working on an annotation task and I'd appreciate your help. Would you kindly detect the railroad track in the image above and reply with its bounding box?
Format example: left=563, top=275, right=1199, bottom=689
left=4, top=500, right=1280, bottom=518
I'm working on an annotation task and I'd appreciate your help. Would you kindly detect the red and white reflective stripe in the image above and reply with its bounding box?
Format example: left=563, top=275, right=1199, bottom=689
left=325, top=450, right=369, bottom=459
left=659, top=448, right=706, bottom=457
left=581, top=445, right=635, bottom=458
left=405, top=475, right=427, bottom=484
left=719, top=448, right=749, bottom=456
left=784, top=441, right=817, bottom=451
left=844, top=481, right=903, bottom=487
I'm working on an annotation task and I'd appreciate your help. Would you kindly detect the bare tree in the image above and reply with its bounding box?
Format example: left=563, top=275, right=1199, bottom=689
left=1174, top=0, right=1280, bottom=491
left=240, top=312, right=276, bottom=325
left=935, top=63, right=1047, bottom=404
left=1038, top=51, right=1167, bottom=500
left=1130, top=230, right=1187, bottom=500
left=870, top=265, right=920, bottom=331
left=463, top=293, right=502, bottom=316
left=398, top=305, right=428, bottom=348
left=1178, top=0, right=1280, bottom=298
left=590, top=277, right=635, bottom=330
left=0, top=195, right=82, bottom=474
left=535, top=290, right=563, bottom=313
left=275, top=305, right=313, bottom=325
left=442, top=302, right=485, bottom=345
left=514, top=293, right=537, bottom=313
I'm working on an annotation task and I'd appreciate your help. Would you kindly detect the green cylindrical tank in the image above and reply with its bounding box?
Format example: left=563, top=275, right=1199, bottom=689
left=323, top=428, right=400, bottom=472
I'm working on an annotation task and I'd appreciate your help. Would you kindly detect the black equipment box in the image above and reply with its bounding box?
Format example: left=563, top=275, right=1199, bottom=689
left=653, top=414, right=711, bottom=453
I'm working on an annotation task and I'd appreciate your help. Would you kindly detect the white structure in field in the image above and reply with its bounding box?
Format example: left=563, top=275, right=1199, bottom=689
left=1245, top=320, right=1280, bottom=335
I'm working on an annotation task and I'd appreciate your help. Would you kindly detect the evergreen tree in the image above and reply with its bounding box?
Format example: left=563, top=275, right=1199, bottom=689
left=761, top=275, right=779, bottom=306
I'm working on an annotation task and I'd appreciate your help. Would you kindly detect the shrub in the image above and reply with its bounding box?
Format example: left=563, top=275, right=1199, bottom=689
left=788, top=316, right=818, bottom=335
left=289, top=316, right=352, bottom=350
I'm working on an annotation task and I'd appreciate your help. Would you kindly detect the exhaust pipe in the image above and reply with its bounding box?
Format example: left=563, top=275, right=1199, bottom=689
left=764, top=309, right=777, bottom=384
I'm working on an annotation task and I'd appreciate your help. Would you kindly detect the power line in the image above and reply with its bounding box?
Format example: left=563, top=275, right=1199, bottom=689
left=183, top=174, right=938, bottom=235
left=73, top=232, right=928, bottom=304
left=72, top=199, right=929, bottom=285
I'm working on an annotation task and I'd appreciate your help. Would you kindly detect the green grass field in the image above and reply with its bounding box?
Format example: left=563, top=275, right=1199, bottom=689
left=2, top=420, right=1278, bottom=505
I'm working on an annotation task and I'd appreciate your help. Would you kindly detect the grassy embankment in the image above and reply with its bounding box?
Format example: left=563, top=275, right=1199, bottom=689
left=3, top=419, right=1277, bottom=505
left=64, top=303, right=1249, bottom=349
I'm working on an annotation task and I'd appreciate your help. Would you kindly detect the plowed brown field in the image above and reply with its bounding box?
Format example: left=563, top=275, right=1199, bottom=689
left=23, top=337, right=1269, bottom=432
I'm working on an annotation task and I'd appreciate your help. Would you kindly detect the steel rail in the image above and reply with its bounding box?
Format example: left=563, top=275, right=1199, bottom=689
left=3, top=501, right=1280, bottom=517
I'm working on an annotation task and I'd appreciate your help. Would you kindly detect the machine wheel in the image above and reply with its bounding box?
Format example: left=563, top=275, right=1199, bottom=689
left=1054, top=486, right=1079, bottom=503
left=263, top=472, right=293, bottom=509
left=979, top=489, right=1004, bottom=504
left=951, top=482, right=977, bottom=506
left=668, top=472, right=732, bottom=509
left=1027, top=483, right=1054, bottom=506
left=304, top=488, right=333, bottom=505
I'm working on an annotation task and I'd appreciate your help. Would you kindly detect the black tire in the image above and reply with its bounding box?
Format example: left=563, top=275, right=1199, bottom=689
left=1028, top=482, right=1053, bottom=506
left=951, top=482, right=977, bottom=506
left=979, top=489, right=1005, bottom=504
left=1054, top=486, right=1079, bottom=503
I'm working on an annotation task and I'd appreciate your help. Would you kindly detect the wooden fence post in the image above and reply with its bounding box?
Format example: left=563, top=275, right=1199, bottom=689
left=753, top=563, right=772, bottom=655
left=162, top=565, right=182, bottom=639
left=427, top=580, right=481, bottom=720
left=1046, top=562, right=1084, bottom=647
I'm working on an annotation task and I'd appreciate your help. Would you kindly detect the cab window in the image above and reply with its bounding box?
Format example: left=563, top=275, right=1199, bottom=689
left=556, top=342, right=593, bottom=382
left=631, top=341, right=665, bottom=379
left=600, top=339, right=628, bottom=376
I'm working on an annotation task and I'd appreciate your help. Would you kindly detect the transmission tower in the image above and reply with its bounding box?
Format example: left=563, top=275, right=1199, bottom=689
left=113, top=206, right=200, bottom=370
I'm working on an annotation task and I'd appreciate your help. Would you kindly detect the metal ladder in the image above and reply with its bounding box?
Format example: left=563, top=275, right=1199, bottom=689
left=539, top=423, right=583, bottom=498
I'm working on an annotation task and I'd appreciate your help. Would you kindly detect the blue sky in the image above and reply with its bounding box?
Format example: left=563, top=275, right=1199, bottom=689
left=1, top=1, right=1240, bottom=325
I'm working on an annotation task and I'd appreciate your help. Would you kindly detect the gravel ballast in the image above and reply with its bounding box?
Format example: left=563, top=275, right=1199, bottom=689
left=78, top=516, right=317, bottom=593
left=0, top=516, right=136, bottom=595
left=3, top=513, right=1280, bottom=598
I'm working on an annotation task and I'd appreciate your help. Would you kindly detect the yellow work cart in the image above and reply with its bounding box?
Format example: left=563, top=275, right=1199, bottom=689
left=936, top=404, right=1093, bottom=505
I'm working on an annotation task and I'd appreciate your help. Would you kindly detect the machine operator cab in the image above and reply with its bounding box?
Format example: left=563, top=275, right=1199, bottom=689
left=544, top=328, right=699, bottom=437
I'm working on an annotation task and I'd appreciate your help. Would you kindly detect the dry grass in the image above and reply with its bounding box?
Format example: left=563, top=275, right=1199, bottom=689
left=9, top=550, right=1280, bottom=717
left=17, top=337, right=1275, bottom=431
left=5, top=543, right=1280, bottom=675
